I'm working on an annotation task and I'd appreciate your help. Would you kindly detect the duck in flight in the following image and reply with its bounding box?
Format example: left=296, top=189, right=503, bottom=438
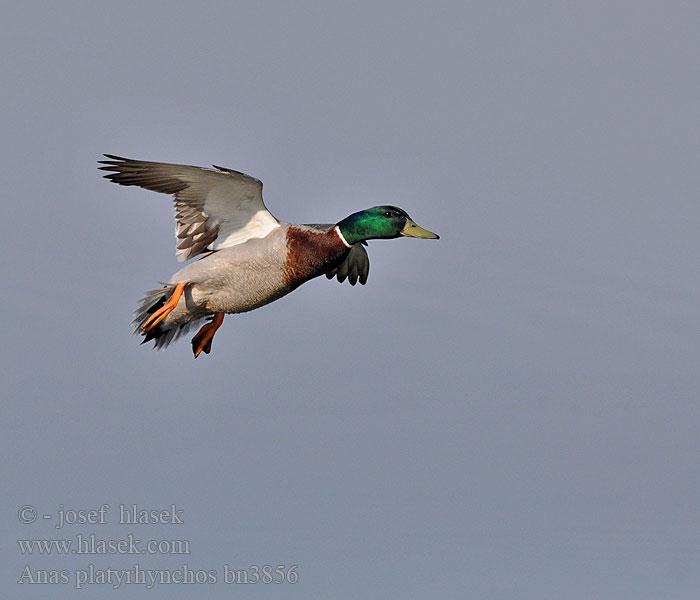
left=99, top=155, right=439, bottom=357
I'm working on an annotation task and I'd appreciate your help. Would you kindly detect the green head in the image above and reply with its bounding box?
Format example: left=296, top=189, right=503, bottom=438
left=336, top=206, right=439, bottom=245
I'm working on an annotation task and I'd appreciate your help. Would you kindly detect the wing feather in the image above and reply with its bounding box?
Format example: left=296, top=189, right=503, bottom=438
left=326, top=243, right=370, bottom=286
left=99, top=155, right=279, bottom=261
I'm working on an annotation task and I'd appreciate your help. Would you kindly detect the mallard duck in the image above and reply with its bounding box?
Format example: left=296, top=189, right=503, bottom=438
left=99, top=155, right=439, bottom=357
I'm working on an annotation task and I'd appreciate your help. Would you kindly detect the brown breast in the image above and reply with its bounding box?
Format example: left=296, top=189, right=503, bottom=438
left=283, top=226, right=350, bottom=287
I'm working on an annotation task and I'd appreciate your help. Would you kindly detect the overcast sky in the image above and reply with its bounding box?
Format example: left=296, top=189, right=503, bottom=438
left=2, top=1, right=700, bottom=598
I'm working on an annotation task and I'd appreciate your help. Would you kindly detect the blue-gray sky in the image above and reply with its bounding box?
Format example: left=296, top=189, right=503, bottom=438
left=3, top=2, right=699, bottom=598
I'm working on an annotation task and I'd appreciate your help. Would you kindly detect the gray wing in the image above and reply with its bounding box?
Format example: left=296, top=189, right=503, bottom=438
left=326, top=243, right=370, bottom=286
left=99, top=155, right=280, bottom=261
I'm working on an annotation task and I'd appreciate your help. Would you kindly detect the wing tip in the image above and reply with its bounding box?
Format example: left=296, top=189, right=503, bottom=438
left=98, top=153, right=129, bottom=165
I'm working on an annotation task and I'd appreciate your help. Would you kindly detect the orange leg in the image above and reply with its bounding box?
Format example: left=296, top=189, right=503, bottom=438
left=191, top=313, right=225, bottom=358
left=141, top=282, right=187, bottom=332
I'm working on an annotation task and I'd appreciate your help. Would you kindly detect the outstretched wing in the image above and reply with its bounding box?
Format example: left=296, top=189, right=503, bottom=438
left=326, top=242, right=370, bottom=286
left=99, top=155, right=280, bottom=261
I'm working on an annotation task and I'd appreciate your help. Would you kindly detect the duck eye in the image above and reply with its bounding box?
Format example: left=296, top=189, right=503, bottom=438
left=384, top=211, right=393, bottom=218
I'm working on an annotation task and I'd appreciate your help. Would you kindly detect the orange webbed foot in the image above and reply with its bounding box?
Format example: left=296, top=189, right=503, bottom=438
left=141, top=282, right=187, bottom=332
left=192, top=313, right=224, bottom=358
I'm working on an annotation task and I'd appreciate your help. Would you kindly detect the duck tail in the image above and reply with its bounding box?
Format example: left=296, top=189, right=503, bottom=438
left=132, top=284, right=201, bottom=350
